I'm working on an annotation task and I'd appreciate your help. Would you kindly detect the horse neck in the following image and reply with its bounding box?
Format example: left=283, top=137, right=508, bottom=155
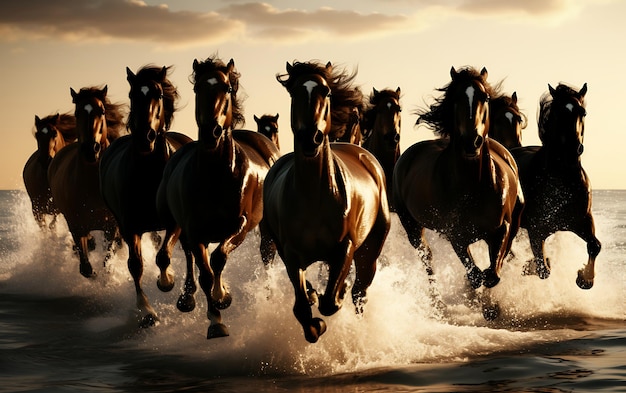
left=446, top=139, right=493, bottom=185
left=294, top=140, right=339, bottom=198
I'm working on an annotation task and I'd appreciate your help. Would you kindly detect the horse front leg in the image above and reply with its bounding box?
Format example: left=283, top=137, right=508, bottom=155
left=574, top=215, right=601, bottom=290
left=483, top=223, right=510, bottom=289
left=126, top=233, right=158, bottom=327
left=156, top=226, right=197, bottom=312
left=450, top=240, right=483, bottom=290
left=72, top=231, right=96, bottom=278
left=193, top=242, right=228, bottom=339
left=319, top=239, right=354, bottom=317
left=524, top=230, right=550, bottom=279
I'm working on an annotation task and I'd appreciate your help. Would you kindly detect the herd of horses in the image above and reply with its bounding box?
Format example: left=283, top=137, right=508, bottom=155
left=22, top=56, right=600, bottom=343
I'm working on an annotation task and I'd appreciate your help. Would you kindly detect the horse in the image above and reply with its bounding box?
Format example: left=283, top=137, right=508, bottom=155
left=362, top=87, right=402, bottom=205
left=23, top=113, right=77, bottom=230
left=324, top=68, right=364, bottom=145
left=511, top=83, right=600, bottom=289
left=254, top=113, right=280, bottom=150
left=156, top=56, right=280, bottom=339
left=100, top=65, right=194, bottom=327
left=261, top=61, right=391, bottom=343
left=48, top=86, right=125, bottom=277
left=489, top=91, right=526, bottom=150
left=392, top=66, right=523, bottom=319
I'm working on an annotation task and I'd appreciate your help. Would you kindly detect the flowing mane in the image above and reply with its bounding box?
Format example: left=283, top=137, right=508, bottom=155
left=126, top=65, right=179, bottom=131
left=190, top=55, right=245, bottom=128
left=73, top=86, right=126, bottom=141
left=416, top=66, right=500, bottom=138
left=538, top=83, right=586, bottom=143
left=276, top=60, right=363, bottom=135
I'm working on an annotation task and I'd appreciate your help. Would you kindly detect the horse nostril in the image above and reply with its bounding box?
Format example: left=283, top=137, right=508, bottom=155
left=313, top=130, right=325, bottom=145
left=473, top=135, right=484, bottom=149
left=577, top=143, right=584, bottom=155
left=93, top=142, right=101, bottom=154
left=146, top=129, right=157, bottom=143
left=213, top=125, right=223, bottom=139
left=393, top=133, right=401, bottom=143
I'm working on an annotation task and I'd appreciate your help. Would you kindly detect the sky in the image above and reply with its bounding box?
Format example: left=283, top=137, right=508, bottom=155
left=1, top=0, right=625, bottom=189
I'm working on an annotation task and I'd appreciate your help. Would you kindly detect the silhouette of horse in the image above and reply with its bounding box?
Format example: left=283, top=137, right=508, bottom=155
left=23, top=113, right=77, bottom=230
left=392, top=67, right=523, bottom=319
left=362, top=87, right=402, bottom=205
left=100, top=65, right=194, bottom=327
left=261, top=61, right=391, bottom=343
left=48, top=86, right=125, bottom=277
left=157, top=56, right=280, bottom=338
left=254, top=113, right=280, bottom=149
left=490, top=91, right=526, bottom=150
left=511, top=83, right=600, bottom=289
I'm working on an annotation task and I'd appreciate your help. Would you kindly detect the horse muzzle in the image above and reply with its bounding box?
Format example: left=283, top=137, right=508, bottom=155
left=299, top=129, right=325, bottom=157
left=463, top=135, right=484, bottom=158
left=80, top=142, right=101, bottom=163
left=199, top=124, right=224, bottom=150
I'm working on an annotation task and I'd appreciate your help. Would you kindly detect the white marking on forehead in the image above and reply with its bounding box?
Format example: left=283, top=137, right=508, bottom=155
left=505, top=111, right=514, bottom=124
left=303, top=80, right=318, bottom=95
left=207, top=77, right=218, bottom=85
left=264, top=126, right=271, bottom=132
left=465, top=86, right=475, bottom=119
left=41, top=127, right=49, bottom=134
left=387, top=102, right=392, bottom=109
left=84, top=104, right=93, bottom=114
left=141, top=86, right=150, bottom=96
left=565, top=103, right=574, bottom=112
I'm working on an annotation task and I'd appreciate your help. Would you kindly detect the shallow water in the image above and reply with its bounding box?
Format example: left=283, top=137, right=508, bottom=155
left=0, top=190, right=625, bottom=392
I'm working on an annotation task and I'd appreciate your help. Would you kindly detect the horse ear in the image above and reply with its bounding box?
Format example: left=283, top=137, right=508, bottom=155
left=159, top=66, right=167, bottom=80
left=579, top=83, right=588, bottom=97
left=512, top=91, right=517, bottom=104
left=227, top=58, right=235, bottom=73
left=286, top=62, right=292, bottom=73
left=373, top=87, right=379, bottom=95
left=396, top=87, right=401, bottom=95
left=70, top=87, right=78, bottom=102
left=548, top=84, right=556, bottom=96
left=450, top=66, right=457, bottom=79
left=54, top=113, right=60, bottom=122
left=325, top=61, right=333, bottom=72
left=35, top=115, right=41, bottom=125
left=193, top=59, right=200, bottom=72
left=126, top=67, right=135, bottom=83
left=254, top=115, right=260, bottom=122
left=480, top=67, right=488, bottom=80
left=275, top=113, right=279, bottom=120
left=102, top=85, right=108, bottom=96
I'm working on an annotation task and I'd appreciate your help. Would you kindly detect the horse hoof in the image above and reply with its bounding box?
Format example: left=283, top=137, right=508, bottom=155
left=576, top=271, right=594, bottom=290
left=213, top=293, right=232, bottom=310
left=79, top=264, right=96, bottom=279
left=483, top=268, right=500, bottom=288
left=207, top=323, right=229, bottom=339
left=176, top=293, right=196, bottom=313
left=139, top=313, right=158, bottom=328
left=318, top=295, right=340, bottom=316
left=304, top=318, right=327, bottom=343
left=156, top=275, right=175, bottom=292
left=536, top=264, right=551, bottom=280
left=467, top=266, right=483, bottom=289
left=482, top=303, right=500, bottom=321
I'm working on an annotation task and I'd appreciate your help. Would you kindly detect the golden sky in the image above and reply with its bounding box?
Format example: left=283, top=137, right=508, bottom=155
left=1, top=0, right=624, bottom=189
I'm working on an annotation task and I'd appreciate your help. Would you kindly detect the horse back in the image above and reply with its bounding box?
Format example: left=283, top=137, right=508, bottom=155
left=233, top=129, right=280, bottom=167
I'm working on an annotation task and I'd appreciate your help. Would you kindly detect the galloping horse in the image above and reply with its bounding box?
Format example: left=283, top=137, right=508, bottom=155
left=48, top=86, right=125, bottom=277
left=261, top=61, right=391, bottom=343
left=254, top=113, right=280, bottom=150
left=392, top=67, right=523, bottom=318
left=489, top=91, right=526, bottom=150
left=100, top=65, right=194, bottom=327
left=511, top=83, right=600, bottom=289
left=23, top=113, right=77, bottom=230
left=157, top=56, right=280, bottom=338
left=362, top=87, right=402, bottom=205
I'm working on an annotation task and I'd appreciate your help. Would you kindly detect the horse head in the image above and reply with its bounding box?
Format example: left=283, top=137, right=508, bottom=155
left=364, top=87, right=402, bottom=151
left=126, top=65, right=174, bottom=154
left=489, top=92, right=526, bottom=149
left=254, top=113, right=280, bottom=149
left=539, top=83, right=587, bottom=161
left=71, top=86, right=109, bottom=164
left=192, top=57, right=242, bottom=150
left=34, top=114, right=62, bottom=165
left=278, top=61, right=333, bottom=158
left=449, top=66, right=491, bottom=158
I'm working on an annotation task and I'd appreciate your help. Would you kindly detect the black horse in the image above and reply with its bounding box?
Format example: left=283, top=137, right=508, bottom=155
left=511, top=83, right=600, bottom=289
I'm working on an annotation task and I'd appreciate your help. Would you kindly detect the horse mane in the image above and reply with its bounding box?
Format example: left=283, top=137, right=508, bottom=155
left=362, top=88, right=401, bottom=135
left=276, top=60, right=363, bottom=133
left=190, top=55, right=245, bottom=129
left=538, top=83, right=586, bottom=142
left=490, top=93, right=528, bottom=129
left=127, top=65, right=179, bottom=131
left=416, top=66, right=500, bottom=138
left=73, top=86, right=127, bottom=141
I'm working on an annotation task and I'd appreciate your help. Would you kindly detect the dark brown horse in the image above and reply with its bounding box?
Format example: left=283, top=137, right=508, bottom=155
left=100, top=65, right=194, bottom=327
left=23, top=113, right=77, bottom=230
left=254, top=113, right=280, bottom=150
left=362, top=87, right=402, bottom=205
left=157, top=56, right=280, bottom=338
left=392, top=67, right=523, bottom=319
left=261, top=61, right=391, bottom=343
left=48, top=86, right=125, bottom=277
left=489, top=91, right=526, bottom=150
left=511, top=83, right=600, bottom=289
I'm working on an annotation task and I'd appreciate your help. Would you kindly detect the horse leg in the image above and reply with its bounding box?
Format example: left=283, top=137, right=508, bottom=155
left=169, top=230, right=197, bottom=313
left=284, top=257, right=327, bottom=343
left=72, top=231, right=96, bottom=278
left=573, top=216, right=601, bottom=290
left=154, top=229, right=176, bottom=293
left=126, top=233, right=158, bottom=327
left=319, top=239, right=355, bottom=317
left=483, top=223, right=509, bottom=288
left=450, top=240, right=483, bottom=289
left=525, top=230, right=550, bottom=279
left=259, top=219, right=277, bottom=267
left=193, top=242, right=228, bottom=339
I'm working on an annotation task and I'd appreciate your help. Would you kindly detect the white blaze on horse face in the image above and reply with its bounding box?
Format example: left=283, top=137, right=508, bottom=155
left=265, top=126, right=271, bottom=132
left=141, top=86, right=150, bottom=96
left=505, top=111, right=514, bottom=125
left=387, top=102, right=392, bottom=109
left=42, top=127, right=49, bottom=134
left=303, top=80, right=318, bottom=104
left=565, top=103, right=574, bottom=112
left=465, top=86, right=476, bottom=120
left=207, top=77, right=218, bottom=86
left=84, top=104, right=93, bottom=114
